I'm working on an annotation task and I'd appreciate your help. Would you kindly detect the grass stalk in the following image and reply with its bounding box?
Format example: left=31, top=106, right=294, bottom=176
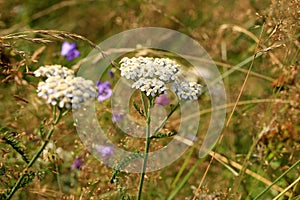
left=273, top=176, right=300, bottom=200
left=167, top=157, right=205, bottom=200
left=171, top=147, right=194, bottom=188
left=253, top=160, right=300, bottom=199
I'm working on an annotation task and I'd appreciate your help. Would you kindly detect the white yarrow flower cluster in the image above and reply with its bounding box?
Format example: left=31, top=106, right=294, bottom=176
left=173, top=80, right=202, bottom=100
left=34, top=64, right=75, bottom=78
left=119, top=57, right=202, bottom=100
left=35, top=65, right=97, bottom=109
left=132, top=78, right=167, bottom=96
left=41, top=141, right=64, bottom=162
left=120, top=57, right=180, bottom=81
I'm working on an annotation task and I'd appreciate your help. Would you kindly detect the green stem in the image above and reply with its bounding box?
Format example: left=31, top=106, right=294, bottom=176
left=137, top=95, right=179, bottom=199
left=6, top=108, right=62, bottom=200
left=153, top=103, right=179, bottom=136
left=137, top=96, right=152, bottom=200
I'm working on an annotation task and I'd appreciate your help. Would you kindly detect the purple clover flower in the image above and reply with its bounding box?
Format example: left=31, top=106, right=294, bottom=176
left=96, top=145, right=114, bottom=161
left=61, top=41, right=80, bottom=61
left=155, top=94, right=170, bottom=106
left=71, top=157, right=83, bottom=169
left=97, top=81, right=112, bottom=102
left=112, top=112, right=124, bottom=123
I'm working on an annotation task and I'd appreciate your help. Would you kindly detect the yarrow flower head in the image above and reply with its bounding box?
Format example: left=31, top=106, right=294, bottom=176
left=132, top=78, right=167, bottom=97
left=34, top=64, right=74, bottom=78
left=173, top=80, right=202, bottom=100
left=41, top=141, right=64, bottom=162
left=35, top=65, right=97, bottom=109
left=119, top=56, right=202, bottom=100
left=61, top=41, right=80, bottom=61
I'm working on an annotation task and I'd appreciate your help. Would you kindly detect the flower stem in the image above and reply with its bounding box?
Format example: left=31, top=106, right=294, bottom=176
left=137, top=95, right=152, bottom=200
left=6, top=108, right=62, bottom=200
left=153, top=102, right=179, bottom=136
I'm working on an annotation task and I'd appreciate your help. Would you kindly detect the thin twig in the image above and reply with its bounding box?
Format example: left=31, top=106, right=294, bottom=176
left=192, top=155, right=214, bottom=200
left=226, top=24, right=265, bottom=127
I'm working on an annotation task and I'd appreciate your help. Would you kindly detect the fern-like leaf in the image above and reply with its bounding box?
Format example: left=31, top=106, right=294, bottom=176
left=2, top=131, right=30, bottom=164
left=133, top=101, right=144, bottom=117
left=150, top=131, right=177, bottom=139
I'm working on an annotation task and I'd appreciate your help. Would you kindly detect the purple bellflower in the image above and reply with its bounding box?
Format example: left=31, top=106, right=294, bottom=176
left=112, top=112, right=124, bottom=123
left=71, top=157, right=83, bottom=169
left=97, top=81, right=112, bottom=102
left=61, top=41, right=80, bottom=61
left=108, top=69, right=114, bottom=79
left=96, top=145, right=114, bottom=161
